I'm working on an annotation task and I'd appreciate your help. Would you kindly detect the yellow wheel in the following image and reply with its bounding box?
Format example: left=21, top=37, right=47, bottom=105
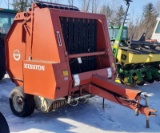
left=115, top=78, right=121, bottom=84
left=121, top=77, right=136, bottom=87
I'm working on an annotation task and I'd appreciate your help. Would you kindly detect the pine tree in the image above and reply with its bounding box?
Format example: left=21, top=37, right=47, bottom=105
left=100, top=5, right=113, bottom=26
left=141, top=3, right=158, bottom=39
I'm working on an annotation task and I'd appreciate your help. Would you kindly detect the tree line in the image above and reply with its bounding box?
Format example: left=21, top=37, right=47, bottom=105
left=11, top=0, right=160, bottom=39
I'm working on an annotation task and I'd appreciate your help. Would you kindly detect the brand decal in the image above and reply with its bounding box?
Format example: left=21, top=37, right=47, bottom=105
left=24, top=64, right=45, bottom=71
left=13, top=49, right=21, bottom=61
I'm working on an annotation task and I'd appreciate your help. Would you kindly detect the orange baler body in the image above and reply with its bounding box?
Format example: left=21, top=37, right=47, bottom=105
left=5, top=4, right=116, bottom=100
left=5, top=2, right=157, bottom=122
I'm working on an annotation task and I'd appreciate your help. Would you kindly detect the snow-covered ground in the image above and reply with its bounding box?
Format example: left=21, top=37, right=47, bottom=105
left=0, top=75, right=160, bottom=133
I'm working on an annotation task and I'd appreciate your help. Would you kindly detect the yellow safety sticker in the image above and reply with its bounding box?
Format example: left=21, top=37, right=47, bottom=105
left=63, top=70, right=69, bottom=76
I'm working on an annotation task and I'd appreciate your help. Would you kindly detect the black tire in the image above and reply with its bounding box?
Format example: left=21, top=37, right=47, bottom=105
left=0, top=112, right=9, bottom=133
left=9, top=87, right=35, bottom=117
left=146, top=79, right=154, bottom=83
left=0, top=38, right=6, bottom=80
left=137, top=81, right=145, bottom=86
left=155, top=78, right=160, bottom=82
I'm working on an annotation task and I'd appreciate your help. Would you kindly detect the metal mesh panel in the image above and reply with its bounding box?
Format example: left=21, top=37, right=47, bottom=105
left=60, top=17, right=97, bottom=74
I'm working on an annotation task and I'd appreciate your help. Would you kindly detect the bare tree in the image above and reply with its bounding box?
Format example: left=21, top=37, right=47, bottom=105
left=128, top=17, right=142, bottom=40
left=127, top=2, right=158, bottom=40
left=12, top=0, right=32, bottom=11
left=52, top=0, right=59, bottom=2
left=113, top=5, right=125, bottom=26
left=45, top=0, right=59, bottom=3
left=81, top=0, right=91, bottom=12
left=68, top=0, right=74, bottom=6
left=91, top=0, right=98, bottom=13
left=100, top=5, right=113, bottom=26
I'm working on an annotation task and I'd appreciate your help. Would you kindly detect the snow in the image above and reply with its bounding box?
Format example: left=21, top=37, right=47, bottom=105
left=0, top=75, right=160, bottom=133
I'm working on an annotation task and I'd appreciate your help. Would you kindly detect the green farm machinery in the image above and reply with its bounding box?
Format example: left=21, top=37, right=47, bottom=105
left=110, top=0, right=160, bottom=86
left=0, top=9, right=17, bottom=80
left=108, top=26, right=128, bottom=43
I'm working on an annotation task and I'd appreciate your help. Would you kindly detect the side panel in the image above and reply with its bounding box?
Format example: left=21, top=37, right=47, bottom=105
left=32, top=8, right=61, bottom=62
left=23, top=60, right=70, bottom=99
left=5, top=22, right=25, bottom=84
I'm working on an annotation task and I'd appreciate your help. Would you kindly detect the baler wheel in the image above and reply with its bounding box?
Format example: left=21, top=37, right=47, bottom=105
left=0, top=112, right=9, bottom=133
left=155, top=78, right=160, bottom=81
left=125, top=82, right=136, bottom=87
left=9, top=87, right=35, bottom=117
left=121, top=77, right=136, bottom=87
left=0, top=41, right=6, bottom=80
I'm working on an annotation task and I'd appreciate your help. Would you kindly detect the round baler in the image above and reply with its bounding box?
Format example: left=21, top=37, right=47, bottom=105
left=5, top=1, right=156, bottom=128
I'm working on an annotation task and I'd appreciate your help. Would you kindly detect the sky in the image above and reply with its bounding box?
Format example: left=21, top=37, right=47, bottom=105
left=128, top=0, right=159, bottom=19
left=0, top=0, right=159, bottom=10
left=0, top=0, right=159, bottom=19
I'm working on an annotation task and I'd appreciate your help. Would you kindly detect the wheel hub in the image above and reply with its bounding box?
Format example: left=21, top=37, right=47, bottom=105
left=13, top=95, right=24, bottom=112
